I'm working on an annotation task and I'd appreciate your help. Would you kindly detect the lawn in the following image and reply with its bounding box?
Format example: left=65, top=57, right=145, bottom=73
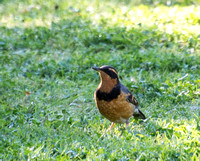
left=0, top=0, right=200, bottom=160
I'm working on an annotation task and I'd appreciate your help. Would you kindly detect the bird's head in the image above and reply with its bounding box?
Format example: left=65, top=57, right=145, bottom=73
left=92, top=65, right=119, bottom=92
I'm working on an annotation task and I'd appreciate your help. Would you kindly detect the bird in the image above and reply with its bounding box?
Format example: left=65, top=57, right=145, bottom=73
left=92, top=65, right=146, bottom=130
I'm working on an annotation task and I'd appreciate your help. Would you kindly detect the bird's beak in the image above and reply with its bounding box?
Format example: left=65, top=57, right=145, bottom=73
left=92, top=67, right=100, bottom=71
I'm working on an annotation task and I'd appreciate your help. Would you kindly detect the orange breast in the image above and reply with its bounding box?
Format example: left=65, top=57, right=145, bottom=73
left=94, top=91, right=135, bottom=123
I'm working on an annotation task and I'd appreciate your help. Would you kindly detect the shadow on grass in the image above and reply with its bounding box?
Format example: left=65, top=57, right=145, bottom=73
left=1, top=15, right=200, bottom=72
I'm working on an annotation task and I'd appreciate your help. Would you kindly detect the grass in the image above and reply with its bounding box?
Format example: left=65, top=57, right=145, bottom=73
left=0, top=0, right=200, bottom=160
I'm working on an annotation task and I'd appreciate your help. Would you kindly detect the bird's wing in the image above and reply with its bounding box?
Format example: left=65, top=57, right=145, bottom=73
left=120, top=84, right=139, bottom=106
left=120, top=83, right=146, bottom=119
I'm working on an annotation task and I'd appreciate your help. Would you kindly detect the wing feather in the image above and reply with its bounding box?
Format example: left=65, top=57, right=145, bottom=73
left=120, top=83, right=146, bottom=119
left=120, top=84, right=138, bottom=106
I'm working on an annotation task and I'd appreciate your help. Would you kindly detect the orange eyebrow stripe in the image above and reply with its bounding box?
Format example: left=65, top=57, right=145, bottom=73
left=109, top=68, right=117, bottom=75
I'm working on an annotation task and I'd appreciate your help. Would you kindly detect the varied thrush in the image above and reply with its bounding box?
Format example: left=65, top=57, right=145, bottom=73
left=92, top=65, right=146, bottom=130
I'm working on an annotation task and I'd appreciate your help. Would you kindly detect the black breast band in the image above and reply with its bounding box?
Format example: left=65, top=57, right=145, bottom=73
left=96, top=84, right=121, bottom=101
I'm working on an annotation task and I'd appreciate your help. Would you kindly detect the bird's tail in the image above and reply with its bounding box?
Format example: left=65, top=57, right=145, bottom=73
left=133, top=108, right=146, bottom=120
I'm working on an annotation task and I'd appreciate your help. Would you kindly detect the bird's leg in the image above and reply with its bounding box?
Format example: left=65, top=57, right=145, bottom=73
left=101, top=123, right=114, bottom=137
left=109, top=122, right=115, bottom=131
left=125, top=119, right=129, bottom=129
left=101, top=122, right=115, bottom=137
left=119, top=120, right=130, bottom=136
